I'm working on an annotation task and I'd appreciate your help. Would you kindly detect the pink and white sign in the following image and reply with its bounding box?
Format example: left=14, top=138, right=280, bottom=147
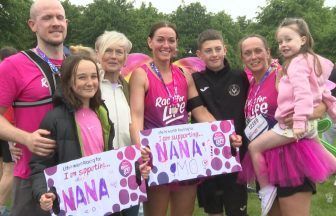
left=139, top=120, right=242, bottom=186
left=44, top=146, right=146, bottom=216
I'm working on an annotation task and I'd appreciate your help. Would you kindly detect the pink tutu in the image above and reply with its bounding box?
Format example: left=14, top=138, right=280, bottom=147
left=238, top=138, right=336, bottom=187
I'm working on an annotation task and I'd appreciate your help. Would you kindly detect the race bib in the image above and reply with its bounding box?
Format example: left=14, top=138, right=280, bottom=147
left=244, top=114, right=269, bottom=141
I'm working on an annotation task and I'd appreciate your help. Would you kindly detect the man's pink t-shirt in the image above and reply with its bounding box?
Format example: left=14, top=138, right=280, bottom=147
left=0, top=52, right=62, bottom=179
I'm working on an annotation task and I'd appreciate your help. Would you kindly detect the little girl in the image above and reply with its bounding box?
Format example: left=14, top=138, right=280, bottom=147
left=247, top=18, right=336, bottom=216
left=29, top=55, right=115, bottom=213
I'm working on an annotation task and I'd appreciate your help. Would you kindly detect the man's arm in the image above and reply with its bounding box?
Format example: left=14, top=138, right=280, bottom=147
left=0, top=107, right=55, bottom=156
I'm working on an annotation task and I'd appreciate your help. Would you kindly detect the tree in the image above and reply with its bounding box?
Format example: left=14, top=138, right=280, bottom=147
left=75, top=0, right=134, bottom=47
left=209, top=12, right=244, bottom=69
left=1, top=0, right=334, bottom=63
left=61, top=0, right=85, bottom=46
left=170, top=3, right=211, bottom=57
left=0, top=0, right=33, bottom=49
left=127, top=2, right=166, bottom=54
left=254, top=0, right=334, bottom=61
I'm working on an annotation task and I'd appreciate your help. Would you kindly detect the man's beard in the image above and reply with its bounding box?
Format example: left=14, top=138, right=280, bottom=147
left=42, top=36, right=65, bottom=47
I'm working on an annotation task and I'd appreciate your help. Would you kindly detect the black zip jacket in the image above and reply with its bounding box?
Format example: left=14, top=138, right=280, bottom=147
left=192, top=59, right=249, bottom=159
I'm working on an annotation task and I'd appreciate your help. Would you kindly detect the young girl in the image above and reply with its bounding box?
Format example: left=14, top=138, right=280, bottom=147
left=247, top=18, right=336, bottom=216
left=29, top=55, right=115, bottom=213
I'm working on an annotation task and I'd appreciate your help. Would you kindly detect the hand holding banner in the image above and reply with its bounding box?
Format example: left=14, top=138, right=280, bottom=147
left=139, top=120, right=242, bottom=186
left=44, top=145, right=146, bottom=216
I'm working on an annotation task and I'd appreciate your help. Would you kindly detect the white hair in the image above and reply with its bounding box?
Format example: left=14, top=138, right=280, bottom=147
left=95, top=31, right=132, bottom=57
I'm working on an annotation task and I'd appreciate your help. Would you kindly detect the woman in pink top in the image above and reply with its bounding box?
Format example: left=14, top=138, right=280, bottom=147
left=129, top=21, right=225, bottom=216
left=245, top=18, right=336, bottom=215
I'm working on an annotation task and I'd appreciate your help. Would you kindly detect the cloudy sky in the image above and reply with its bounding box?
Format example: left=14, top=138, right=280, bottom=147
left=68, top=0, right=336, bottom=19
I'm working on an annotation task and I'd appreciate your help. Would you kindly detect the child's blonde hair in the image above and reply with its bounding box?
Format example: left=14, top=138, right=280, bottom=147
left=69, top=45, right=97, bottom=61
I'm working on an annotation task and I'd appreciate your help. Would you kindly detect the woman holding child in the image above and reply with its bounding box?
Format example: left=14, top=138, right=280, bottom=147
left=239, top=18, right=336, bottom=215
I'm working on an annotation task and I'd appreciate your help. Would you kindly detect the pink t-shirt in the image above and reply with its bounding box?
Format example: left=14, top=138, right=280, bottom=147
left=275, top=54, right=335, bottom=129
left=142, top=64, right=188, bottom=129
left=0, top=52, right=62, bottom=179
left=75, top=108, right=103, bottom=156
left=245, top=70, right=278, bottom=122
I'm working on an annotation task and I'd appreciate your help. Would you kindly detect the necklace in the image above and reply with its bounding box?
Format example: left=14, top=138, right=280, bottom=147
left=150, top=62, right=179, bottom=115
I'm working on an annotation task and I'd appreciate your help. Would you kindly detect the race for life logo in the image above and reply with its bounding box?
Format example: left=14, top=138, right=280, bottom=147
left=228, top=84, right=240, bottom=96
left=41, top=78, right=49, bottom=88
left=155, top=95, right=186, bottom=125
left=119, top=160, right=132, bottom=177
left=212, top=131, right=225, bottom=147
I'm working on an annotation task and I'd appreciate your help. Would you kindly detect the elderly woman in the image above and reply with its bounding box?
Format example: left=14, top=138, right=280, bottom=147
left=95, top=31, right=139, bottom=216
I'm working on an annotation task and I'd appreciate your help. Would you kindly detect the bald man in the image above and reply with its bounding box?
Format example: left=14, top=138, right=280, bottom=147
left=0, top=0, right=67, bottom=215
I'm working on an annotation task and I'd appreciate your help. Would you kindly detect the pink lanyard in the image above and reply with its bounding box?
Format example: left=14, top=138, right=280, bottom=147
left=245, top=67, right=272, bottom=120
left=150, top=62, right=178, bottom=106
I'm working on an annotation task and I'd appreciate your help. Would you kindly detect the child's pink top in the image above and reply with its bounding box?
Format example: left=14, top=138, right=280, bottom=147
left=275, top=53, right=335, bottom=129
left=75, top=108, right=104, bottom=156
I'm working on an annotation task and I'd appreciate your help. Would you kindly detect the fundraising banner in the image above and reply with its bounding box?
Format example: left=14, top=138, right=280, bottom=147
left=44, top=145, right=146, bottom=216
left=139, top=120, right=242, bottom=186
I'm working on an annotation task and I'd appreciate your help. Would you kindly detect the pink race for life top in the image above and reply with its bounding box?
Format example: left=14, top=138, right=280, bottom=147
left=142, top=64, right=188, bottom=129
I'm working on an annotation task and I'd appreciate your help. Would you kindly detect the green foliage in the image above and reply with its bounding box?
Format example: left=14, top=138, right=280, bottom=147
left=255, top=0, right=335, bottom=61
left=1, top=0, right=335, bottom=64
left=74, top=0, right=135, bottom=47
left=127, top=3, right=166, bottom=54
left=170, top=3, right=211, bottom=57
left=0, top=0, right=33, bottom=49
left=62, top=0, right=85, bottom=46
left=209, top=12, right=243, bottom=68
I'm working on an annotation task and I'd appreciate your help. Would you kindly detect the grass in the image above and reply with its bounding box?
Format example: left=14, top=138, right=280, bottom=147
left=193, top=177, right=336, bottom=216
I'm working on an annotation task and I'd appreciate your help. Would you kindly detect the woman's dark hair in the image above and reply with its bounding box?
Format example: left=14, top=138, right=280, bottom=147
left=148, top=21, right=179, bottom=40
left=60, top=55, right=102, bottom=110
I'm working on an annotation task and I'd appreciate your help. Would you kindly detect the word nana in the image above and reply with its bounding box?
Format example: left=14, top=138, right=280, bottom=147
left=155, top=139, right=203, bottom=162
left=62, top=178, right=109, bottom=212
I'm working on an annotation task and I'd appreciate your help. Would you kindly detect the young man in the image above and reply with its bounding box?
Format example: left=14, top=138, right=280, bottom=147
left=193, top=29, right=249, bottom=216
left=0, top=0, right=68, bottom=215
